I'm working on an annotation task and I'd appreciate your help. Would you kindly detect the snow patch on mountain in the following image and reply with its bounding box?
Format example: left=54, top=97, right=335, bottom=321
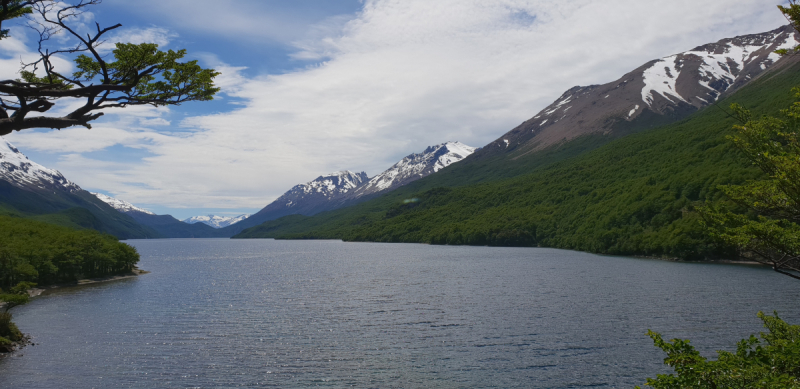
left=0, top=137, right=81, bottom=193
left=641, top=28, right=799, bottom=107
left=642, top=57, right=687, bottom=105
left=300, top=171, right=368, bottom=197
left=91, top=192, right=155, bottom=215
left=353, top=141, right=477, bottom=197
left=183, top=214, right=250, bottom=228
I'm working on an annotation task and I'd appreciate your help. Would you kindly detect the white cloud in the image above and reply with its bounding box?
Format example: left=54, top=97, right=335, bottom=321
left=5, top=0, right=791, bottom=213
left=139, top=118, right=171, bottom=127
left=97, top=27, right=177, bottom=52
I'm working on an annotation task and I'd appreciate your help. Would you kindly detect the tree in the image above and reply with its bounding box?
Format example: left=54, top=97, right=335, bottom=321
left=0, top=281, right=34, bottom=352
left=0, top=0, right=219, bottom=135
left=700, top=2, right=800, bottom=280
left=638, top=312, right=800, bottom=388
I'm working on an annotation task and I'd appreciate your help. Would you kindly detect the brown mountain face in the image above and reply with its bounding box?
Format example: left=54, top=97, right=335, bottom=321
left=477, top=25, right=800, bottom=160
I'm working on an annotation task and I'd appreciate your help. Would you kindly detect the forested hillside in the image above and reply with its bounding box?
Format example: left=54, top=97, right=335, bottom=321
left=234, top=58, right=800, bottom=260
left=0, top=181, right=161, bottom=239
left=0, top=216, right=140, bottom=289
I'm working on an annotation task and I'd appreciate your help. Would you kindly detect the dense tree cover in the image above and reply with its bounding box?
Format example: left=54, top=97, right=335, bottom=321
left=0, top=215, right=139, bottom=289
left=639, top=312, right=800, bottom=388
left=0, top=0, right=219, bottom=135
left=235, top=59, right=800, bottom=260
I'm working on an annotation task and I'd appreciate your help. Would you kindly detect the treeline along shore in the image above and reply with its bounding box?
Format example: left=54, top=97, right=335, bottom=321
left=0, top=216, right=140, bottom=290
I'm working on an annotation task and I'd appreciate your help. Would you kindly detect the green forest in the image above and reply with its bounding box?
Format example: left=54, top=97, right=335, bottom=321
left=0, top=215, right=140, bottom=289
left=234, top=59, right=800, bottom=261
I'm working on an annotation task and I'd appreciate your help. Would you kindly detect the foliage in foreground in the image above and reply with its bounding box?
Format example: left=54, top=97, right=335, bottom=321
left=0, top=281, right=33, bottom=351
left=702, top=89, right=800, bottom=279
left=640, top=312, right=800, bottom=388
left=699, top=3, right=800, bottom=280
left=0, top=215, right=139, bottom=289
left=0, top=0, right=219, bottom=135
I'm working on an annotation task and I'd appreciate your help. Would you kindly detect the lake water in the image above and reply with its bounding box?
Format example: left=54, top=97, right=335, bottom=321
left=1, top=239, right=798, bottom=388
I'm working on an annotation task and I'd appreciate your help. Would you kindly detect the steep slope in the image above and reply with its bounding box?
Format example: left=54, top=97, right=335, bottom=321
left=477, top=25, right=799, bottom=159
left=92, top=193, right=226, bottom=238
left=233, top=39, right=800, bottom=260
left=0, top=138, right=159, bottom=239
left=184, top=214, right=250, bottom=228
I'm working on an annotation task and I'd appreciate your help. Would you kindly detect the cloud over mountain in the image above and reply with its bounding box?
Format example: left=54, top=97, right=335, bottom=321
left=4, top=0, right=789, bottom=218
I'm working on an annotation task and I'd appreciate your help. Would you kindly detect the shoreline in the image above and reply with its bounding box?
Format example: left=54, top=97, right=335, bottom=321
left=0, top=269, right=149, bottom=354
left=632, top=255, right=768, bottom=267
left=24, top=268, right=150, bottom=299
left=1, top=269, right=148, bottom=355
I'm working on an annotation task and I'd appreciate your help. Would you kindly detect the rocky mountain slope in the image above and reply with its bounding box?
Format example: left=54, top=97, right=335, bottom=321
left=223, top=142, right=476, bottom=234
left=184, top=214, right=250, bottom=228
left=477, top=24, right=800, bottom=159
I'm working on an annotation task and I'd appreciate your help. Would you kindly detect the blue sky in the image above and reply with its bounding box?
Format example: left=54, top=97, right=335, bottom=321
left=0, top=0, right=790, bottom=220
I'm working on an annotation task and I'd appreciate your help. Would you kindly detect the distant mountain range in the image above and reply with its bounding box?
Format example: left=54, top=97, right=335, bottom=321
left=3, top=25, right=797, bottom=248
left=0, top=136, right=476, bottom=239
left=223, top=141, right=477, bottom=234
left=232, top=24, right=800, bottom=255
left=89, top=193, right=227, bottom=238
left=184, top=214, right=251, bottom=229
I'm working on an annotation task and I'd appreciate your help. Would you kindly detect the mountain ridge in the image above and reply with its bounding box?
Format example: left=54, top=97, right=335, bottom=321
left=475, top=24, right=799, bottom=160
left=221, top=141, right=476, bottom=235
left=184, top=214, right=251, bottom=229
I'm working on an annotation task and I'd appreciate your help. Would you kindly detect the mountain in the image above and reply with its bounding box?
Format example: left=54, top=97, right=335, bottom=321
left=234, top=46, right=800, bottom=257
left=183, top=214, right=250, bottom=228
left=349, top=142, right=477, bottom=198
left=476, top=25, right=800, bottom=160
left=0, top=138, right=159, bottom=239
left=221, top=142, right=476, bottom=235
left=232, top=26, right=800, bottom=260
left=91, top=192, right=154, bottom=215
left=0, top=139, right=81, bottom=194
left=221, top=171, right=368, bottom=234
left=91, top=192, right=226, bottom=238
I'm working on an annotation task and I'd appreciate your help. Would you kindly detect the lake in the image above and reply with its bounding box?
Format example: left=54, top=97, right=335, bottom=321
left=1, top=239, right=798, bottom=388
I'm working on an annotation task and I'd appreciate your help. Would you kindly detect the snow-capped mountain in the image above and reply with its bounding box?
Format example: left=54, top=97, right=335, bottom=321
left=480, top=24, right=800, bottom=157
left=0, top=137, right=81, bottom=193
left=255, top=170, right=368, bottom=217
left=224, top=143, right=475, bottom=234
left=91, top=192, right=155, bottom=215
left=291, top=171, right=369, bottom=201
left=183, top=214, right=250, bottom=229
left=0, top=139, right=162, bottom=238
left=350, top=142, right=477, bottom=198
left=88, top=192, right=229, bottom=238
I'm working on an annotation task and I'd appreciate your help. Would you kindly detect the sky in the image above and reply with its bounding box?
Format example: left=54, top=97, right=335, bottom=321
left=0, top=0, right=790, bottom=220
